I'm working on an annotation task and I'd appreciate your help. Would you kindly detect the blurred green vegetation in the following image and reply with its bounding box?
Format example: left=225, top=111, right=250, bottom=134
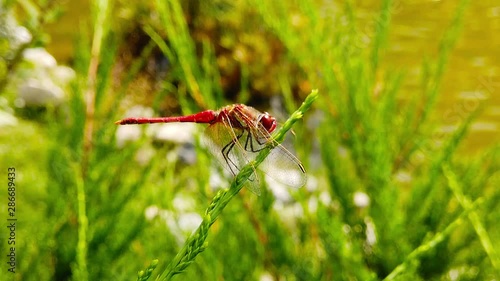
left=0, top=0, right=499, bottom=281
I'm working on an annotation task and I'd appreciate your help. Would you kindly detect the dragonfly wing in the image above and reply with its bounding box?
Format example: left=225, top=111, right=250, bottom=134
left=203, top=122, right=262, bottom=195
left=243, top=121, right=307, bottom=189
left=258, top=143, right=307, bottom=189
left=229, top=110, right=307, bottom=190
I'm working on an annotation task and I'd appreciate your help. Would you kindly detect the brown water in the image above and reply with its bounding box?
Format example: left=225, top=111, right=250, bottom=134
left=385, top=1, right=500, bottom=152
left=46, top=1, right=500, bottom=152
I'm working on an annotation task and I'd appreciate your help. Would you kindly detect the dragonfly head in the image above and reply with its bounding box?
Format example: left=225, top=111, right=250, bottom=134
left=259, top=112, right=277, bottom=133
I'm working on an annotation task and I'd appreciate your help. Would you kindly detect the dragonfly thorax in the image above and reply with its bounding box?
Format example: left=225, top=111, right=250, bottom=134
left=218, top=104, right=277, bottom=133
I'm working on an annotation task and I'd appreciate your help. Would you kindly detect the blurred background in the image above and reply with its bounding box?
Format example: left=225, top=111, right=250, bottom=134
left=0, top=0, right=499, bottom=280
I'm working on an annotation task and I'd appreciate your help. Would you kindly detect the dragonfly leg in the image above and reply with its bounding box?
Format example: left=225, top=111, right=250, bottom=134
left=221, top=131, right=244, bottom=176
left=244, top=130, right=267, bottom=153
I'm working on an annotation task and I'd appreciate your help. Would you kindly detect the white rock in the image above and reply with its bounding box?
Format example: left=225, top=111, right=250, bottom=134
left=23, top=48, right=57, bottom=68
left=353, top=191, right=370, bottom=208
left=18, top=78, right=64, bottom=106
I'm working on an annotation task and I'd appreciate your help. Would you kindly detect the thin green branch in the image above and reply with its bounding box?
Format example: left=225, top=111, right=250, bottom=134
left=138, top=260, right=159, bottom=281
left=442, top=164, right=500, bottom=273
left=74, top=163, right=89, bottom=281
left=82, top=0, right=113, bottom=176
left=383, top=198, right=484, bottom=281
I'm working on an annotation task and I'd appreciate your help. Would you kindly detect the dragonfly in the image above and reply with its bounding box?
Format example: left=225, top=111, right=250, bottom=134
left=115, top=104, right=306, bottom=195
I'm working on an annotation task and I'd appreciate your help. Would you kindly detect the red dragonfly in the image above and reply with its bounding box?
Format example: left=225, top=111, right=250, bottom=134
left=116, top=104, right=306, bottom=195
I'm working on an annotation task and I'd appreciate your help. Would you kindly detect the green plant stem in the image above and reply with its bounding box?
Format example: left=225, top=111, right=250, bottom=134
left=82, top=0, right=112, bottom=176
left=155, top=90, right=318, bottom=281
left=383, top=198, right=484, bottom=281
left=74, top=164, right=89, bottom=281
left=442, top=164, right=500, bottom=273
left=138, top=260, right=159, bottom=281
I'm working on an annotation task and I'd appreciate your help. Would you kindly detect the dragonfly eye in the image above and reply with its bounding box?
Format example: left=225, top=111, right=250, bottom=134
left=259, top=112, right=277, bottom=133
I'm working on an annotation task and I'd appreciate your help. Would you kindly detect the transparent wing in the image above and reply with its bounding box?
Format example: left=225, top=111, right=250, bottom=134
left=258, top=142, right=307, bottom=189
left=203, top=121, right=262, bottom=195
left=244, top=116, right=307, bottom=189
